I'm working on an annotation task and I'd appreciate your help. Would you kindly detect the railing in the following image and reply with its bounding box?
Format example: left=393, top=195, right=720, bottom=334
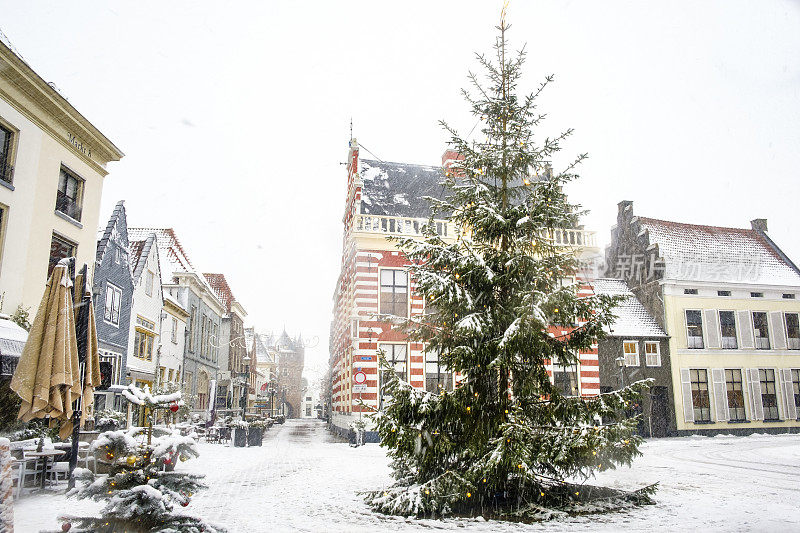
left=353, top=214, right=453, bottom=238
left=0, top=159, right=12, bottom=186
left=721, top=336, right=738, bottom=349
left=55, top=190, right=82, bottom=221
left=352, top=214, right=598, bottom=249
left=687, top=336, right=704, bottom=349
left=789, top=337, right=800, bottom=350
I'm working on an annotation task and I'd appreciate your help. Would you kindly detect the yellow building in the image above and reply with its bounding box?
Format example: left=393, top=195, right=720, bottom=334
left=0, top=39, right=123, bottom=316
left=607, top=201, right=800, bottom=435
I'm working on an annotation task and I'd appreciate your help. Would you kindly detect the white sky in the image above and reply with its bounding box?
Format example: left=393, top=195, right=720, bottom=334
left=2, top=1, right=799, bottom=380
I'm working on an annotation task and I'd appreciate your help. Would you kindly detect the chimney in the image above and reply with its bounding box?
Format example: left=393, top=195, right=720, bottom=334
left=750, top=218, right=768, bottom=233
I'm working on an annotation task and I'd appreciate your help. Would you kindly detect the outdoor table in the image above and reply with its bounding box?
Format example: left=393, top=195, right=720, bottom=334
left=25, top=449, right=66, bottom=489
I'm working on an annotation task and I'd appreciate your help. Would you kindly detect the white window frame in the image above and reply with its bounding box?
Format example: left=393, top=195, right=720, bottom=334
left=623, top=340, right=639, bottom=367
left=644, top=341, right=661, bottom=367
left=379, top=268, right=409, bottom=318
left=785, top=312, right=800, bottom=350
left=171, top=316, right=178, bottom=344
left=718, top=310, right=738, bottom=349
left=685, top=309, right=704, bottom=349
left=752, top=311, right=771, bottom=350
left=104, top=282, right=122, bottom=327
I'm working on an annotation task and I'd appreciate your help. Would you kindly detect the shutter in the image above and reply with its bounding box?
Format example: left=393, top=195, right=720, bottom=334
left=738, top=310, right=754, bottom=349
left=770, top=312, right=787, bottom=350
left=704, top=310, right=721, bottom=349
left=680, top=368, right=695, bottom=423
left=711, top=368, right=728, bottom=422
left=780, top=369, right=797, bottom=420
left=748, top=368, right=764, bottom=420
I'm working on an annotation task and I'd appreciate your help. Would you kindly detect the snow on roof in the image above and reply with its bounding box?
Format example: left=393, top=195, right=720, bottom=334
left=128, top=233, right=157, bottom=283
left=359, top=159, right=446, bottom=218
left=203, top=273, right=237, bottom=312
left=128, top=228, right=195, bottom=281
left=637, top=217, right=800, bottom=286
left=96, top=201, right=127, bottom=263
left=162, top=292, right=186, bottom=313
left=591, top=278, right=667, bottom=338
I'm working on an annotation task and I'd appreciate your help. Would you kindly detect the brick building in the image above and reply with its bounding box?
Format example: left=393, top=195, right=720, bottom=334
left=328, top=139, right=602, bottom=436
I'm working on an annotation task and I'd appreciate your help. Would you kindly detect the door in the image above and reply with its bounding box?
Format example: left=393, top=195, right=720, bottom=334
left=650, top=386, right=669, bottom=437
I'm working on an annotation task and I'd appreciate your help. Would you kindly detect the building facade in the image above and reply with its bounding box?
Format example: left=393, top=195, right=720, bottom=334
left=203, top=273, right=248, bottom=414
left=92, top=200, right=135, bottom=411
left=593, top=278, right=675, bottom=437
left=128, top=228, right=225, bottom=412
left=605, top=201, right=800, bottom=435
left=0, top=39, right=123, bottom=317
left=158, top=293, right=188, bottom=390
left=275, top=331, right=304, bottom=419
left=329, top=139, right=602, bottom=435
left=126, top=233, right=164, bottom=393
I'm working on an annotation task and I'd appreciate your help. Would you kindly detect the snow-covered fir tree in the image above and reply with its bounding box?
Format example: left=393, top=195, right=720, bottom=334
left=364, top=13, right=655, bottom=521
left=62, top=384, right=225, bottom=533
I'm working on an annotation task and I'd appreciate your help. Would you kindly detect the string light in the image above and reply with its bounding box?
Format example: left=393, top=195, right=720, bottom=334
left=466, top=492, right=472, bottom=498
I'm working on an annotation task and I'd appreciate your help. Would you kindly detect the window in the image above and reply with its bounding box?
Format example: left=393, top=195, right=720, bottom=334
left=159, top=366, right=165, bottom=383
left=717, top=290, right=731, bottom=297
left=168, top=369, right=174, bottom=382
left=690, top=369, right=711, bottom=422
left=758, top=368, right=779, bottom=420
left=189, top=306, right=197, bottom=352
left=103, top=282, right=122, bottom=326
left=55, top=167, right=83, bottom=221
left=725, top=369, right=746, bottom=421
left=792, top=369, right=800, bottom=418
left=686, top=310, right=704, bottom=349
left=684, top=288, right=698, bottom=295
left=750, top=292, right=763, bottom=298
left=785, top=313, right=800, bottom=350
left=134, top=316, right=156, bottom=361
left=0, top=123, right=14, bottom=185
left=380, top=344, right=408, bottom=403
left=98, top=350, right=121, bottom=387
left=380, top=269, right=408, bottom=317
left=752, top=312, right=770, bottom=349
left=644, top=341, right=661, bottom=366
left=553, top=368, right=578, bottom=396
left=351, top=319, right=359, bottom=338
left=183, top=371, right=193, bottom=398
left=425, top=349, right=452, bottom=393
left=0, top=205, right=7, bottom=272
left=782, top=293, right=795, bottom=300
left=171, top=316, right=178, bottom=343
left=719, top=311, right=737, bottom=349
left=48, top=233, right=76, bottom=278
left=200, top=314, right=207, bottom=357
left=623, top=341, right=639, bottom=366
left=145, top=270, right=154, bottom=296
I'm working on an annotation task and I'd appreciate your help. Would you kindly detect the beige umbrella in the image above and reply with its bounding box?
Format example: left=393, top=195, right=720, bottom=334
left=10, top=260, right=100, bottom=439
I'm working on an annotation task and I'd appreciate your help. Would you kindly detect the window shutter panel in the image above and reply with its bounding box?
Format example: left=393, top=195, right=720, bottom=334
left=748, top=368, right=764, bottom=420
left=780, top=369, right=797, bottom=420
left=738, top=310, right=754, bottom=349
left=680, top=368, right=694, bottom=423
left=704, top=310, right=721, bottom=348
left=769, top=312, right=787, bottom=350
left=711, top=368, right=728, bottom=422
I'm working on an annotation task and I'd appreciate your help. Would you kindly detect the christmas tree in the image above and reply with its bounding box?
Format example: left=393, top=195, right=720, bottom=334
left=364, top=12, right=655, bottom=521
left=61, top=384, right=225, bottom=532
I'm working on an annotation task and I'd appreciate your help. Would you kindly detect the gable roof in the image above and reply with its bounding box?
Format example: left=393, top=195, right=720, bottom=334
left=203, top=273, right=236, bottom=312
left=128, top=227, right=196, bottom=283
left=637, top=217, right=800, bottom=286
left=591, top=278, right=667, bottom=338
left=359, top=159, right=446, bottom=219
left=128, top=233, right=158, bottom=283
left=96, top=200, right=128, bottom=263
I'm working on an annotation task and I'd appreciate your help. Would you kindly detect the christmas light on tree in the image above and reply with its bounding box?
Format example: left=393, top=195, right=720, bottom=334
left=61, top=384, right=225, bottom=532
left=364, top=10, right=656, bottom=521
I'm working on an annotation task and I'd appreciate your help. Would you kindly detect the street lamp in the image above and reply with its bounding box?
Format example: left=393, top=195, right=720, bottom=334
left=615, top=355, right=625, bottom=388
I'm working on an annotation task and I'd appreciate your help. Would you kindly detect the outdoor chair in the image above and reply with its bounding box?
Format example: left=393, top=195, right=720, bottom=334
left=14, top=453, right=44, bottom=497
left=48, top=460, right=70, bottom=482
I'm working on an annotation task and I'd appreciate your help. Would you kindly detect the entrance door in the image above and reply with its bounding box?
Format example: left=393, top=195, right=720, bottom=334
left=650, top=386, right=669, bottom=437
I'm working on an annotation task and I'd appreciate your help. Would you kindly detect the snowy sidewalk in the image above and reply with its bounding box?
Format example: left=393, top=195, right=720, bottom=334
left=14, top=420, right=800, bottom=532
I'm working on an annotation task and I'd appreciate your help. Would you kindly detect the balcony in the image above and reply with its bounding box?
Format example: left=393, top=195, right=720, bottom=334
left=351, top=213, right=598, bottom=249
left=0, top=159, right=12, bottom=186
left=55, top=189, right=82, bottom=222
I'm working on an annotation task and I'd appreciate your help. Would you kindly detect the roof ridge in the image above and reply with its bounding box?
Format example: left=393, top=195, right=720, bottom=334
left=361, top=158, right=442, bottom=170
left=637, top=216, right=753, bottom=233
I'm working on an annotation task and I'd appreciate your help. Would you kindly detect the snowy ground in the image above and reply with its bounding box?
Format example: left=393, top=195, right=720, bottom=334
left=14, top=419, right=800, bottom=532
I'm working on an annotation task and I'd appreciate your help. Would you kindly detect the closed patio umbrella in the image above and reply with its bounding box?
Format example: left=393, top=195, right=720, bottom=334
left=10, top=259, right=101, bottom=441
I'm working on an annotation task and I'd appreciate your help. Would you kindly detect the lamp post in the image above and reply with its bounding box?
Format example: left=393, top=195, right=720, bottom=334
left=615, top=355, right=625, bottom=388
left=239, top=355, right=251, bottom=420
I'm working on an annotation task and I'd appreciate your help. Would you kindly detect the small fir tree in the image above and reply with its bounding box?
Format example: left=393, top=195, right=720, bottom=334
left=364, top=13, right=655, bottom=521
left=62, top=384, right=225, bottom=532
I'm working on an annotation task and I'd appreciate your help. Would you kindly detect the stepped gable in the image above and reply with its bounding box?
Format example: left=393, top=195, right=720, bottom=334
left=635, top=217, right=800, bottom=286
left=128, top=234, right=156, bottom=283
left=359, top=159, right=445, bottom=219
left=591, top=278, right=667, bottom=337
left=96, top=200, right=128, bottom=263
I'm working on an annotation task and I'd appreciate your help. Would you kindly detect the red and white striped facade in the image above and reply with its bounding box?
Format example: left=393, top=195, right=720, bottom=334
left=330, top=139, right=602, bottom=423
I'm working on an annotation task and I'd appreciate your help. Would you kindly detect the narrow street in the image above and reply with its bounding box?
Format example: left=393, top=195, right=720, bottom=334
left=14, top=421, right=800, bottom=531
